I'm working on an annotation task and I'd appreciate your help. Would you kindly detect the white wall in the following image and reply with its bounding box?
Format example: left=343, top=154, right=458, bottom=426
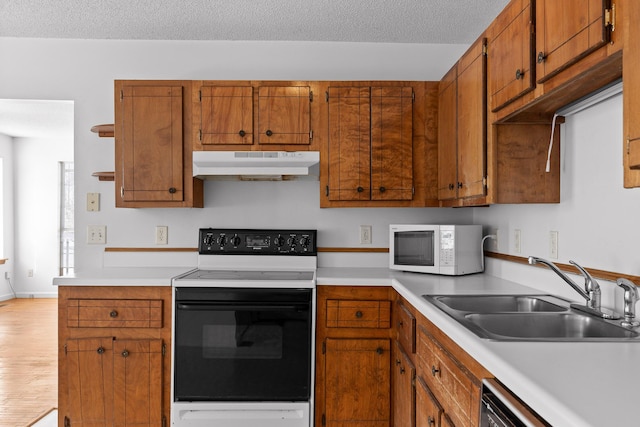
left=0, top=37, right=472, bottom=278
left=0, top=134, right=14, bottom=299
left=475, top=93, right=640, bottom=311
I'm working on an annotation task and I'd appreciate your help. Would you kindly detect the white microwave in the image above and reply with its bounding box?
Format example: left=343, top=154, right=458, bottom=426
left=389, top=224, right=483, bottom=275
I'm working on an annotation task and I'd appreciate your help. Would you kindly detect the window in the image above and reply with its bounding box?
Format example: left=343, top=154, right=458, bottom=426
left=59, top=161, right=73, bottom=275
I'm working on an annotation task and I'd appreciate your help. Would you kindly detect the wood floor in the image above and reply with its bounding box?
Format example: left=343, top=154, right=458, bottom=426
left=0, top=298, right=57, bottom=426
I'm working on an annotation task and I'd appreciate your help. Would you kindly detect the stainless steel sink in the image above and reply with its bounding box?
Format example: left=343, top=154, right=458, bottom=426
left=431, top=295, right=567, bottom=313
left=423, top=294, right=640, bottom=341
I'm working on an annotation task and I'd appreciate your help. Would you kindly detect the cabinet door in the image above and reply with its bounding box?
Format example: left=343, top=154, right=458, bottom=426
left=258, top=86, right=311, bottom=145
left=624, top=0, right=640, bottom=186
left=536, top=0, right=611, bottom=83
left=392, top=341, right=416, bottom=427
left=416, top=377, right=442, bottom=427
left=323, top=338, right=391, bottom=427
left=118, top=85, right=184, bottom=203
left=197, top=85, right=253, bottom=145
left=370, top=87, right=414, bottom=201
left=64, top=337, right=114, bottom=426
left=489, top=0, right=535, bottom=112
left=327, top=86, right=371, bottom=201
left=437, top=67, right=458, bottom=201
left=457, top=38, right=487, bottom=199
left=113, top=339, right=164, bottom=427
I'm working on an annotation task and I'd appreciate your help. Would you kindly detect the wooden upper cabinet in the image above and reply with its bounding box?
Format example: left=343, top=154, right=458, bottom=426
left=118, top=84, right=184, bottom=203
left=327, top=86, right=371, bottom=201
left=536, top=0, right=612, bottom=84
left=438, top=37, right=487, bottom=205
left=437, top=66, right=458, bottom=201
left=488, top=0, right=535, bottom=112
left=327, top=85, right=413, bottom=202
left=258, top=86, right=311, bottom=145
left=456, top=38, right=487, bottom=200
left=370, top=86, right=414, bottom=201
left=197, top=85, right=254, bottom=145
left=115, top=80, right=203, bottom=208
left=624, top=0, right=640, bottom=186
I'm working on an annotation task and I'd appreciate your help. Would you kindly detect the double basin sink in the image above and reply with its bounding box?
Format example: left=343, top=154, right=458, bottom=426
left=423, top=294, right=640, bottom=341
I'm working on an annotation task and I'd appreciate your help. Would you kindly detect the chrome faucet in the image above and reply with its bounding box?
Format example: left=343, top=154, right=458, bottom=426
left=617, top=278, right=640, bottom=328
left=528, top=256, right=619, bottom=319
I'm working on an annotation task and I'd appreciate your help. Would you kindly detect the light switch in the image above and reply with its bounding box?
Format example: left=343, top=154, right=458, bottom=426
left=87, top=193, right=100, bottom=212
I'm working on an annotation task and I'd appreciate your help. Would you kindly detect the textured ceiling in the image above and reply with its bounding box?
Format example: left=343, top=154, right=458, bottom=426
left=1, top=0, right=510, bottom=138
left=1, top=0, right=509, bottom=44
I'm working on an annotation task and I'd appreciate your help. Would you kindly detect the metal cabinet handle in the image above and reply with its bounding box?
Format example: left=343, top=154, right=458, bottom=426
left=379, top=186, right=386, bottom=193
left=448, top=183, right=454, bottom=190
left=515, top=69, right=524, bottom=80
left=97, top=346, right=105, bottom=354
left=265, top=130, right=273, bottom=137
left=457, top=182, right=463, bottom=189
left=376, top=347, right=384, bottom=355
left=121, top=350, right=129, bottom=358
left=110, top=310, right=118, bottom=318
left=428, top=416, right=435, bottom=426
left=355, top=310, right=363, bottom=318
left=357, top=186, right=364, bottom=193
left=238, top=130, right=246, bottom=137
left=169, top=187, right=177, bottom=194
left=431, top=365, right=440, bottom=376
left=399, top=366, right=405, bottom=374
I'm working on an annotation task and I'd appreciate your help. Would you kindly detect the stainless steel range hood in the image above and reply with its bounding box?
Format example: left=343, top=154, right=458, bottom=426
left=192, top=151, right=320, bottom=180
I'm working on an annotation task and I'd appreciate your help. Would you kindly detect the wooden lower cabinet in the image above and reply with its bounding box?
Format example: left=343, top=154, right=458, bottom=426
left=392, top=341, right=416, bottom=427
left=416, top=376, right=443, bottom=427
left=58, top=286, right=171, bottom=427
left=316, top=285, right=394, bottom=427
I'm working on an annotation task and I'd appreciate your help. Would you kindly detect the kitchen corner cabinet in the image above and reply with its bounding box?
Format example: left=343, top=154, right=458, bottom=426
left=192, top=81, right=317, bottom=151
left=114, top=80, right=203, bottom=208
left=623, top=0, right=640, bottom=186
left=58, top=286, right=172, bottom=427
left=535, top=0, right=613, bottom=84
left=488, top=0, right=535, bottom=113
left=315, top=285, right=394, bottom=427
left=438, top=38, right=488, bottom=205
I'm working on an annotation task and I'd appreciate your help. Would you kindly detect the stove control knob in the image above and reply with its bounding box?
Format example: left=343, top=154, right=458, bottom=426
left=299, top=236, right=310, bottom=248
left=203, top=234, right=215, bottom=247
left=287, top=235, right=296, bottom=247
left=274, top=235, right=285, bottom=248
left=217, top=235, right=227, bottom=247
left=231, top=234, right=242, bottom=247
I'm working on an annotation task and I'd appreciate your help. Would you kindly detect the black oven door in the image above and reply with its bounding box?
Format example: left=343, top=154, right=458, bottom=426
left=174, top=287, right=312, bottom=402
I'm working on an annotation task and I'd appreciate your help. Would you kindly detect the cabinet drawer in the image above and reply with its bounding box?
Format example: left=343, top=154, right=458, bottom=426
left=417, top=326, right=479, bottom=427
left=396, top=300, right=416, bottom=353
left=67, top=299, right=163, bottom=328
left=326, top=299, right=391, bottom=328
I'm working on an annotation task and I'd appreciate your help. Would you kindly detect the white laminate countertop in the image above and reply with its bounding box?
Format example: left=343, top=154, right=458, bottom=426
left=54, top=266, right=640, bottom=426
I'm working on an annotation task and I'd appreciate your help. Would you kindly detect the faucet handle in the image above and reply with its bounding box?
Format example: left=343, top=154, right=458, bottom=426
left=570, top=260, right=601, bottom=310
left=617, top=278, right=640, bottom=328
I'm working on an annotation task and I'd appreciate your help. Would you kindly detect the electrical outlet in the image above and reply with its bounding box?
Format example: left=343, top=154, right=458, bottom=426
left=156, top=226, right=168, bottom=245
left=495, top=229, right=502, bottom=251
left=4, top=272, right=10, bottom=280
left=359, top=225, right=372, bottom=245
left=86, top=192, right=100, bottom=212
left=87, top=225, right=106, bottom=244
left=549, top=231, right=559, bottom=259
left=514, top=229, right=521, bottom=254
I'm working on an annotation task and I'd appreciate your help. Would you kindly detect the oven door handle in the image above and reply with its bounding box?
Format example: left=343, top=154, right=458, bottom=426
left=177, top=302, right=309, bottom=311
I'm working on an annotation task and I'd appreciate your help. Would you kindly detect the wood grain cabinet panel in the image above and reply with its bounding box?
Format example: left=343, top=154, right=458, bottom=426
left=392, top=341, right=416, bottom=427
left=326, top=85, right=413, bottom=202
left=326, top=299, right=391, bottom=329
left=536, top=0, right=612, bottom=83
left=623, top=0, right=640, bottom=186
left=395, top=299, right=416, bottom=354
left=416, top=376, right=443, bottom=427
left=114, top=80, right=203, bottom=208
left=67, top=298, right=163, bottom=328
left=258, top=86, right=311, bottom=145
left=197, top=85, right=254, bottom=145
left=488, top=0, right=535, bottom=112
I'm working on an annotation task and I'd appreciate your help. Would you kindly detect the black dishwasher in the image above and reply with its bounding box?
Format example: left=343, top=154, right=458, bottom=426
left=480, top=379, right=550, bottom=427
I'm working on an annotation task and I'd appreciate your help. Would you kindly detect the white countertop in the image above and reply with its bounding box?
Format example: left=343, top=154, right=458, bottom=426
left=54, top=266, right=640, bottom=426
